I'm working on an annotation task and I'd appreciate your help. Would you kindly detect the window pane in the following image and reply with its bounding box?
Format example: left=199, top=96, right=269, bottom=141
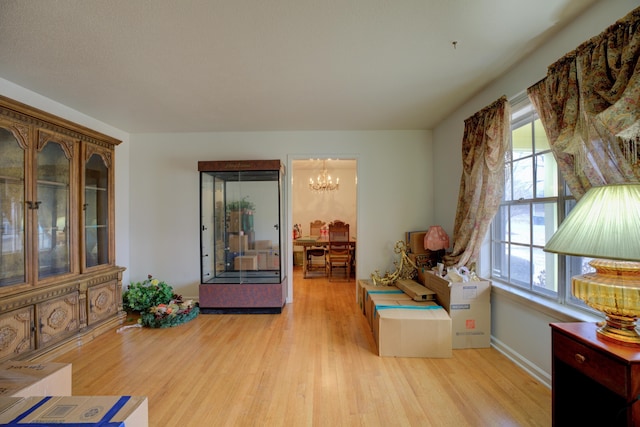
left=510, top=204, right=530, bottom=245
left=493, top=205, right=509, bottom=242
left=534, top=119, right=550, bottom=152
left=512, top=158, right=533, bottom=200
left=503, top=163, right=513, bottom=201
left=491, top=241, right=508, bottom=281
left=541, top=251, right=558, bottom=294
left=512, top=122, right=533, bottom=160
left=532, top=247, right=556, bottom=295
left=535, top=152, right=557, bottom=198
left=532, top=202, right=557, bottom=246
left=510, top=244, right=531, bottom=288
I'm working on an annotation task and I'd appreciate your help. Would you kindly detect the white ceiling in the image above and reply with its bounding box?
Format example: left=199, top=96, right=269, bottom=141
left=0, top=0, right=598, bottom=133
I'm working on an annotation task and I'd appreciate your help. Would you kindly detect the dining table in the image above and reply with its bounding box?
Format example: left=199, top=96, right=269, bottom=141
left=293, top=235, right=356, bottom=278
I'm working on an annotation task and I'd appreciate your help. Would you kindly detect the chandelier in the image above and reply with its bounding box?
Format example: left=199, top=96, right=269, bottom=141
left=309, top=160, right=339, bottom=192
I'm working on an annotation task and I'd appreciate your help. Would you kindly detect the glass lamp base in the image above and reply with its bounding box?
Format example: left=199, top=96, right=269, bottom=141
left=596, top=315, right=640, bottom=347
left=573, top=259, right=640, bottom=347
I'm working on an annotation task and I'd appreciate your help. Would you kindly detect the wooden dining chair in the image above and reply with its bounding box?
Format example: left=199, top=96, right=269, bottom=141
left=307, top=220, right=326, bottom=273
left=326, top=221, right=351, bottom=281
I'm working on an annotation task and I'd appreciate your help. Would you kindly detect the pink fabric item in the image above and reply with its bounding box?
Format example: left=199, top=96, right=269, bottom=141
left=424, top=226, right=450, bottom=251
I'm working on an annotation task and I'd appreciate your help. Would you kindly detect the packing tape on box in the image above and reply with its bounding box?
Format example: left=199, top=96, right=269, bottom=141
left=367, top=290, right=404, bottom=294
left=5, top=395, right=131, bottom=427
left=374, top=304, right=443, bottom=315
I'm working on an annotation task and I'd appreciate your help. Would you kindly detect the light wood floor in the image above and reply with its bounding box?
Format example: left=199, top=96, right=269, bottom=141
left=54, top=268, right=551, bottom=426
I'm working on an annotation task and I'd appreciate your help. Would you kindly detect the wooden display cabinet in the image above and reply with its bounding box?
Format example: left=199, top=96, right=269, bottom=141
left=0, top=95, right=125, bottom=362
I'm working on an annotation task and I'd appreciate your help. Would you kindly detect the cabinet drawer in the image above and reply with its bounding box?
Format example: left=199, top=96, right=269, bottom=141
left=553, top=330, right=628, bottom=397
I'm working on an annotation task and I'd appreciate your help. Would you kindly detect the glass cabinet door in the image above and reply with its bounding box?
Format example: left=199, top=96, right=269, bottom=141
left=0, top=127, right=26, bottom=287
left=84, top=153, right=109, bottom=268
left=36, top=139, right=73, bottom=279
left=200, top=161, right=285, bottom=285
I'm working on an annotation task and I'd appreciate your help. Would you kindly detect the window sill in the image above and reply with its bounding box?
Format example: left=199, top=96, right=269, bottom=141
left=491, top=280, right=603, bottom=323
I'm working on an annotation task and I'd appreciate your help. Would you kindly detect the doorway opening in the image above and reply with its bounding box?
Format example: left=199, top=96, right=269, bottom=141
left=291, top=158, right=357, bottom=281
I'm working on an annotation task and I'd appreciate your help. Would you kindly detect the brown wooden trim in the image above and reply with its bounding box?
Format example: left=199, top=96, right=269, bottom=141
left=198, top=159, right=282, bottom=172
left=0, top=95, right=121, bottom=147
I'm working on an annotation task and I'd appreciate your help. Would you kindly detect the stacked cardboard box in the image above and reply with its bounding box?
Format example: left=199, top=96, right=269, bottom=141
left=372, top=300, right=452, bottom=358
left=357, top=280, right=452, bottom=358
left=233, top=255, right=258, bottom=270
left=253, top=240, right=272, bottom=250
left=405, top=230, right=428, bottom=254
left=366, top=289, right=412, bottom=328
left=395, top=278, right=436, bottom=301
left=229, top=234, right=249, bottom=252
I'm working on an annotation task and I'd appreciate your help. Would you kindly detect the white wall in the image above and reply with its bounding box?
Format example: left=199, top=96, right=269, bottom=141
left=432, top=1, right=639, bottom=385
left=129, top=130, right=433, bottom=302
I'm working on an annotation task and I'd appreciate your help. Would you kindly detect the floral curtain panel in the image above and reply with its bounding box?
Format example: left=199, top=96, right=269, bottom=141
left=528, top=7, right=640, bottom=199
left=445, top=96, right=510, bottom=268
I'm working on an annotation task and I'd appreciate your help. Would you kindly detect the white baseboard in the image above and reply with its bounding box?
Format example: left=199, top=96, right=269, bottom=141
left=491, top=336, right=551, bottom=389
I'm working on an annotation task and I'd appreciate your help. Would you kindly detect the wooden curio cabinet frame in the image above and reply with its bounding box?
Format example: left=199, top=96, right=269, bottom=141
left=0, top=95, right=125, bottom=362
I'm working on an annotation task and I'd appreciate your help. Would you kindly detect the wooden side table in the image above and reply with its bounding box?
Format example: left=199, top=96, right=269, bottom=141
left=551, top=322, right=640, bottom=426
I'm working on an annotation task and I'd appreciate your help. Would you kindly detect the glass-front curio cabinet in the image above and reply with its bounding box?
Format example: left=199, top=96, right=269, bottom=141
left=0, top=95, right=125, bottom=363
left=199, top=160, right=287, bottom=313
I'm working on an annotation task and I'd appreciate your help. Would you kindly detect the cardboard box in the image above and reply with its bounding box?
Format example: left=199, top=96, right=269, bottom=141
left=372, top=301, right=452, bottom=358
left=268, top=252, right=280, bottom=269
left=229, top=234, right=248, bottom=252
left=423, top=271, right=491, bottom=349
left=366, top=291, right=412, bottom=329
left=405, top=230, right=428, bottom=254
left=0, top=361, right=72, bottom=397
left=357, top=280, right=405, bottom=321
left=395, top=279, right=436, bottom=302
left=229, top=211, right=242, bottom=231
left=245, top=250, right=268, bottom=270
left=253, top=240, right=272, bottom=250
left=357, top=280, right=384, bottom=314
left=409, top=253, right=431, bottom=268
left=234, top=255, right=258, bottom=270
left=0, top=395, right=148, bottom=426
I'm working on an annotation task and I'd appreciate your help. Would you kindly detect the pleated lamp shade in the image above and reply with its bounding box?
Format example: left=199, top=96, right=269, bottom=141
left=424, top=225, right=450, bottom=252
left=543, top=183, right=640, bottom=262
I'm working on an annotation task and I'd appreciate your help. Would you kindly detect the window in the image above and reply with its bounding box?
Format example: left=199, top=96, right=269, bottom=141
left=490, top=95, right=594, bottom=311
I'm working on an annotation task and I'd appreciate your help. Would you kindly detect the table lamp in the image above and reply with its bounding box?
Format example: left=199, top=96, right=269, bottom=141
left=423, top=225, right=450, bottom=266
left=544, top=183, right=640, bottom=346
